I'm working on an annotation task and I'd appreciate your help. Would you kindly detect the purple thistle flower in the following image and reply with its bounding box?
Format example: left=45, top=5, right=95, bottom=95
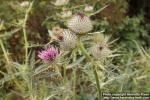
left=38, top=46, right=59, bottom=63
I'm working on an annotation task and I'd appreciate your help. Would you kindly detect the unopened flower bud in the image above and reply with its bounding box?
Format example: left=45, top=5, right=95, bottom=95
left=68, top=13, right=93, bottom=34
left=90, top=43, right=111, bottom=60
left=57, top=29, right=77, bottom=50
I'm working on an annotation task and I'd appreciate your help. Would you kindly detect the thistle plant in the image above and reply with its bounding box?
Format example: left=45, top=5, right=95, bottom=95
left=1, top=0, right=149, bottom=100
left=47, top=10, right=114, bottom=99
left=0, top=1, right=114, bottom=99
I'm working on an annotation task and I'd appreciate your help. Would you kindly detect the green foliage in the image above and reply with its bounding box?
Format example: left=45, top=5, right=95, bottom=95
left=117, top=15, right=150, bottom=49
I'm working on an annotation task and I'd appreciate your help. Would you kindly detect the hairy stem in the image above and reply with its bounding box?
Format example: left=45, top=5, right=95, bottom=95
left=77, top=37, right=102, bottom=100
left=0, top=40, right=9, bottom=64
left=73, top=70, right=76, bottom=100
left=23, top=1, right=34, bottom=65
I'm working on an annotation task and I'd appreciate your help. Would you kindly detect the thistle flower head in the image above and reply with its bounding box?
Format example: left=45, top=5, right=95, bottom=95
left=57, top=29, right=77, bottom=50
left=38, top=46, right=59, bottom=63
left=90, top=43, right=111, bottom=60
left=67, top=12, right=93, bottom=34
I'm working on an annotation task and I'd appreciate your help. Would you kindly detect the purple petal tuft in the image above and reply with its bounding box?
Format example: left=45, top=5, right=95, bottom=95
left=38, top=46, right=58, bottom=63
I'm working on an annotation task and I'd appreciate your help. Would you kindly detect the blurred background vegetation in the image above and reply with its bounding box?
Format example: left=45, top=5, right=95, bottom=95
left=0, top=0, right=150, bottom=100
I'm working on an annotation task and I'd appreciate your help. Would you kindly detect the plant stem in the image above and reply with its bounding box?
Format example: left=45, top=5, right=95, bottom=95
left=23, top=1, right=34, bottom=66
left=62, top=64, right=67, bottom=100
left=63, top=64, right=67, bottom=84
left=73, top=70, right=76, bottom=100
left=0, top=40, right=9, bottom=64
left=0, top=40, right=11, bottom=73
left=22, top=1, right=35, bottom=95
left=77, top=37, right=102, bottom=100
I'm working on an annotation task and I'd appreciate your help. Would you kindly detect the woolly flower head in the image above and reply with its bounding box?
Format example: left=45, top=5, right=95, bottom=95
left=38, top=46, right=59, bottom=63
left=57, top=29, right=77, bottom=50
left=90, top=43, right=111, bottom=60
left=67, top=13, right=93, bottom=34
